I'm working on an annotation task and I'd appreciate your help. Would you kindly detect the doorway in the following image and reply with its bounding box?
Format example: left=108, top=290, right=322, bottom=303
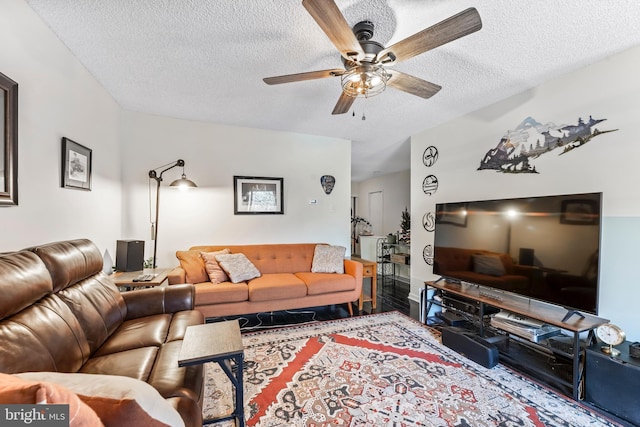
left=368, top=191, right=383, bottom=235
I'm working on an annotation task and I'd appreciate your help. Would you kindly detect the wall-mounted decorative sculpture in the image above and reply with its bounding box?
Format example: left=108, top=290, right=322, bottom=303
left=422, top=175, right=438, bottom=196
left=423, top=212, right=435, bottom=232
left=478, top=115, right=617, bottom=174
left=423, top=146, right=438, bottom=167
left=321, top=175, right=335, bottom=194
left=423, top=245, right=434, bottom=265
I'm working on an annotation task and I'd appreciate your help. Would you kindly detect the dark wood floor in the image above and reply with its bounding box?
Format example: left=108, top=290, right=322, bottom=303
left=206, top=276, right=420, bottom=331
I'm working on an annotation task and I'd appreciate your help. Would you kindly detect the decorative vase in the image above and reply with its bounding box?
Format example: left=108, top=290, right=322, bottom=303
left=102, top=249, right=114, bottom=275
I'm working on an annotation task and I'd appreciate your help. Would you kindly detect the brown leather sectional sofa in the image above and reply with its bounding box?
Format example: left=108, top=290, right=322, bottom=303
left=169, top=243, right=363, bottom=318
left=0, top=239, right=205, bottom=426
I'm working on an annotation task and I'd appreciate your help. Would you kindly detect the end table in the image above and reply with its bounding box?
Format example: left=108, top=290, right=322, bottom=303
left=179, top=320, right=245, bottom=426
left=351, top=257, right=377, bottom=311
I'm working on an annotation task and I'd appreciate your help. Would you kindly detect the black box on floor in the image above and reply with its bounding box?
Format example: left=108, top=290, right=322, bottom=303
left=585, top=342, right=640, bottom=425
left=441, top=327, right=499, bottom=368
left=435, top=310, right=467, bottom=326
left=115, top=240, right=144, bottom=272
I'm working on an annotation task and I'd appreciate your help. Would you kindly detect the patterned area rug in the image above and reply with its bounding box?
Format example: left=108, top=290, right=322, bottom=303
left=203, top=312, right=620, bottom=426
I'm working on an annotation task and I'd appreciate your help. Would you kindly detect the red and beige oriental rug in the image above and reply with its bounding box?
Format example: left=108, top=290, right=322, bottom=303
left=203, top=311, right=620, bottom=427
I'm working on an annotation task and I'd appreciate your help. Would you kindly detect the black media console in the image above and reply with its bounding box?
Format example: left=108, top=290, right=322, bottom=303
left=424, top=280, right=609, bottom=400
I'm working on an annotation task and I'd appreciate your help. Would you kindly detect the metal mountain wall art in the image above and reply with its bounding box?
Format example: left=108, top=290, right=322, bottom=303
left=478, top=115, right=618, bottom=174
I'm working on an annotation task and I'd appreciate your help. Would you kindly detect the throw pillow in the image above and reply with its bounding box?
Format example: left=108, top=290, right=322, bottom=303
left=15, top=372, right=185, bottom=427
left=176, top=250, right=208, bottom=283
left=311, top=245, right=346, bottom=274
left=215, top=253, right=261, bottom=283
left=200, top=249, right=231, bottom=283
left=0, top=372, right=104, bottom=427
left=472, top=254, right=506, bottom=276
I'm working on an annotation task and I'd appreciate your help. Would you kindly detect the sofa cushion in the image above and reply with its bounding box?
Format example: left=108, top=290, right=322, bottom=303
left=194, top=282, right=249, bottom=305
left=0, top=294, right=90, bottom=374
left=176, top=250, right=208, bottom=284
left=248, top=273, right=307, bottom=301
left=311, top=245, right=346, bottom=274
left=94, top=314, right=172, bottom=357
left=166, top=311, right=207, bottom=342
left=215, top=253, right=261, bottom=283
left=295, top=272, right=356, bottom=295
left=0, top=372, right=104, bottom=426
left=200, top=249, right=230, bottom=283
left=57, top=278, right=127, bottom=355
left=16, top=372, right=185, bottom=427
left=0, top=251, right=53, bottom=319
left=472, top=254, right=506, bottom=276
left=28, top=239, right=104, bottom=293
left=147, top=340, right=203, bottom=404
left=80, top=347, right=159, bottom=381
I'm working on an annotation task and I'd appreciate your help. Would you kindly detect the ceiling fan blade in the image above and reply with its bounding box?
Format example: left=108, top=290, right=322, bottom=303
left=302, top=0, right=365, bottom=61
left=387, top=71, right=442, bottom=99
left=332, top=92, right=355, bottom=115
left=263, top=69, right=345, bottom=85
left=377, top=7, right=482, bottom=64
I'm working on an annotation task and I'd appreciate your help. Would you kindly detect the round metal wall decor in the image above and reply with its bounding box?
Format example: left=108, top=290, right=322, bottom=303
left=423, top=212, right=435, bottom=232
left=423, top=146, right=438, bottom=167
left=422, top=175, right=438, bottom=196
left=423, top=245, right=434, bottom=265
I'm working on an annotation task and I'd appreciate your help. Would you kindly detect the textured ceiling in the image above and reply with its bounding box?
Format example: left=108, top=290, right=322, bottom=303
left=24, top=0, right=640, bottom=181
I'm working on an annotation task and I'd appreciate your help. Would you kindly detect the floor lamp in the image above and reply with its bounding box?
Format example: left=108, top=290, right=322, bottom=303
left=149, top=159, right=197, bottom=268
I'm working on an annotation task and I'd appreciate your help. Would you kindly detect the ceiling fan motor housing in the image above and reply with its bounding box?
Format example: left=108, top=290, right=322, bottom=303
left=353, top=20, right=375, bottom=41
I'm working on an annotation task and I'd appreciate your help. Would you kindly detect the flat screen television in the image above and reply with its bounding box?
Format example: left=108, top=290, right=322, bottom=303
left=433, top=192, right=601, bottom=317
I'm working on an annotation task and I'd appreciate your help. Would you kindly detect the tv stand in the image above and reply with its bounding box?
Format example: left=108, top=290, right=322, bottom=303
left=561, top=309, right=585, bottom=322
left=424, top=280, right=609, bottom=400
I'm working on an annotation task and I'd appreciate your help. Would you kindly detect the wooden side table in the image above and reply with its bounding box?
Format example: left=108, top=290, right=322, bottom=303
left=112, top=268, right=170, bottom=291
left=179, top=320, right=245, bottom=426
left=351, top=257, right=377, bottom=311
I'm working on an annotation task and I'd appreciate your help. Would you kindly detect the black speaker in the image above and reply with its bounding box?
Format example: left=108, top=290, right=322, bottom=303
left=519, top=248, right=535, bottom=266
left=585, top=343, right=640, bottom=425
left=441, top=327, right=499, bottom=368
left=115, top=240, right=144, bottom=272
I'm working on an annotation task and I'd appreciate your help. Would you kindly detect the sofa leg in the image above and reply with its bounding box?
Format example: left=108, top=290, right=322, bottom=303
left=347, top=302, right=353, bottom=316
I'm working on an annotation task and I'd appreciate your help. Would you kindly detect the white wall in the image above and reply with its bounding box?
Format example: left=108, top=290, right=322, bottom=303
left=0, top=0, right=121, bottom=254
left=120, top=111, right=352, bottom=267
left=352, top=170, right=410, bottom=236
left=411, top=45, right=640, bottom=340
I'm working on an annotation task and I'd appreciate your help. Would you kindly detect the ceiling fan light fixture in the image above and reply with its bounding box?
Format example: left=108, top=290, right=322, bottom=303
left=341, top=65, right=388, bottom=98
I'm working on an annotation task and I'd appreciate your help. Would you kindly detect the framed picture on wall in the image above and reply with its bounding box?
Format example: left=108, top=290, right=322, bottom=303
left=436, top=202, right=467, bottom=227
left=233, top=176, right=284, bottom=214
left=0, top=71, right=18, bottom=206
left=560, top=199, right=599, bottom=225
left=61, top=137, right=92, bottom=191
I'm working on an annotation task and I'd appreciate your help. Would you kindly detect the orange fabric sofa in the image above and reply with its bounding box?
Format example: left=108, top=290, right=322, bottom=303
left=168, top=243, right=363, bottom=318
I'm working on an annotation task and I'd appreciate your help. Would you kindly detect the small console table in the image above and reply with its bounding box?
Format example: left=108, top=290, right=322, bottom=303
left=424, top=280, right=609, bottom=400
left=112, top=268, right=170, bottom=291
left=178, top=320, right=245, bottom=426
left=350, top=257, right=377, bottom=311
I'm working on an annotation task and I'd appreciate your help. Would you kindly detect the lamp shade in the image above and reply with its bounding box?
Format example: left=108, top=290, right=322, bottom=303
left=169, top=174, right=197, bottom=190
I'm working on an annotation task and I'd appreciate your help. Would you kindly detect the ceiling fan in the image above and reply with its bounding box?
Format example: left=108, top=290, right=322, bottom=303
left=263, top=0, right=482, bottom=115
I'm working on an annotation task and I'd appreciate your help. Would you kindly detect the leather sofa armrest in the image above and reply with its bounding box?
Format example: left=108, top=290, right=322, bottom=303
left=168, top=266, right=186, bottom=285
left=122, top=284, right=196, bottom=320
left=344, top=259, right=363, bottom=294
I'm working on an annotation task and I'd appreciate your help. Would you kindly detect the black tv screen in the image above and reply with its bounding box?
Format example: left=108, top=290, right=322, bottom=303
left=433, top=192, right=601, bottom=314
